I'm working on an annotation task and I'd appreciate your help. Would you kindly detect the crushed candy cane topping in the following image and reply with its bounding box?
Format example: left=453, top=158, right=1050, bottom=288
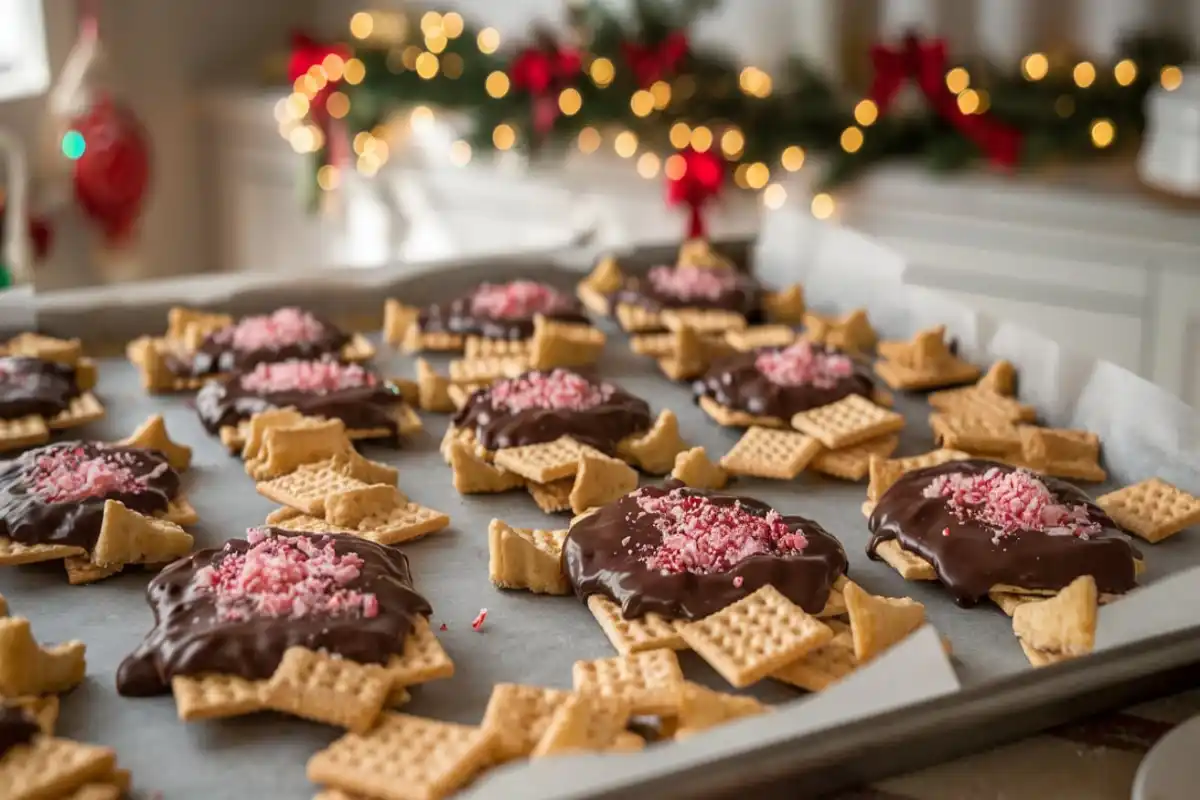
left=922, top=467, right=1102, bottom=541
left=239, top=359, right=377, bottom=395
left=488, top=369, right=613, bottom=412
left=195, top=528, right=378, bottom=623
left=632, top=488, right=808, bottom=575
left=211, top=308, right=328, bottom=352
left=28, top=445, right=157, bottom=504
left=471, top=608, right=488, bottom=631
left=470, top=280, right=570, bottom=320
left=647, top=265, right=738, bottom=301
left=755, top=340, right=855, bottom=388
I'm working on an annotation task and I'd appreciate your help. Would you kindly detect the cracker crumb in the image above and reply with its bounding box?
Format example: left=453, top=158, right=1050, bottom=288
left=440, top=623, right=448, bottom=631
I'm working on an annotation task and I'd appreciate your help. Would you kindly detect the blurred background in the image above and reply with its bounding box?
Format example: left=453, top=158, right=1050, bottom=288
left=1, top=0, right=1199, bottom=403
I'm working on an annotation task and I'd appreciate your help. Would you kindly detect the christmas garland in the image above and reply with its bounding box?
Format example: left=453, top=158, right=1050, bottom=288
left=280, top=0, right=1191, bottom=229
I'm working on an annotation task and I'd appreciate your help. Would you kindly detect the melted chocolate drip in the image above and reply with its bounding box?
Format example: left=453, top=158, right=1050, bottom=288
left=0, top=356, right=81, bottom=421
left=419, top=284, right=588, bottom=341
left=564, top=482, right=848, bottom=620
left=116, top=529, right=432, bottom=696
left=451, top=372, right=652, bottom=454
left=194, top=367, right=405, bottom=437
left=609, top=268, right=761, bottom=317
left=868, top=459, right=1140, bottom=607
left=0, top=707, right=39, bottom=757
left=168, top=313, right=349, bottom=378
left=0, top=442, right=179, bottom=551
left=692, top=345, right=874, bottom=420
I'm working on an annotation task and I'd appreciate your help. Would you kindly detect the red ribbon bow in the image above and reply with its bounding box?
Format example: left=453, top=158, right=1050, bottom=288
left=666, top=148, right=724, bottom=239
left=870, top=35, right=1021, bottom=168
left=621, top=32, right=689, bottom=87
left=511, top=44, right=583, bottom=136
left=288, top=33, right=352, bottom=168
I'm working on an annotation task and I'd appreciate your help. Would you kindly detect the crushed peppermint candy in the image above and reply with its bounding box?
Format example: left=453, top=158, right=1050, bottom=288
left=922, top=467, right=1103, bottom=541
left=755, top=340, right=855, bottom=388
left=732, top=576, right=744, bottom=588
left=439, top=623, right=447, bottom=631
left=632, top=488, right=808, bottom=575
left=210, top=308, right=328, bottom=352
left=647, top=265, right=738, bottom=302
left=239, top=359, right=377, bottom=395
left=488, top=369, right=613, bottom=413
left=471, top=608, right=488, bottom=631
left=470, top=281, right=569, bottom=320
left=28, top=445, right=156, bottom=504
left=194, top=528, right=378, bottom=623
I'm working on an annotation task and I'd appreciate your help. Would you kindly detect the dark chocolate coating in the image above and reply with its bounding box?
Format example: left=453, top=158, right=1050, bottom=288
left=418, top=284, right=588, bottom=341
left=193, top=367, right=405, bottom=437
left=451, top=371, right=653, bottom=454
left=609, top=267, right=761, bottom=316
left=564, top=481, right=849, bottom=620
left=868, top=459, right=1140, bottom=607
left=168, top=312, right=349, bottom=378
left=116, top=529, right=432, bottom=696
left=0, top=356, right=81, bottom=421
left=0, top=442, right=179, bottom=551
left=692, top=345, right=874, bottom=421
left=0, top=707, right=39, bottom=757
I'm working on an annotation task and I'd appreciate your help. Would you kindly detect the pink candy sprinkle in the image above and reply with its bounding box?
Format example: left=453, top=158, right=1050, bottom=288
left=196, top=528, right=377, bottom=623
left=732, top=576, right=744, bottom=588
left=471, top=608, right=488, bottom=631
left=28, top=446, right=154, bottom=504
left=239, top=359, right=377, bottom=395
left=922, top=467, right=1103, bottom=541
left=755, top=340, right=854, bottom=388
left=470, top=281, right=569, bottom=320
left=211, top=308, right=327, bottom=352
left=647, top=265, right=737, bottom=302
left=633, top=488, right=808, bottom=575
left=439, top=623, right=448, bottom=631
left=488, top=369, right=612, bottom=413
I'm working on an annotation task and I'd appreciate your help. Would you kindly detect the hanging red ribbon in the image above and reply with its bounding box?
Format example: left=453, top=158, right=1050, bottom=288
left=288, top=33, right=352, bottom=167
left=510, top=44, right=582, bottom=137
left=621, top=32, right=689, bottom=87
left=666, top=148, right=723, bottom=239
left=869, top=35, right=1021, bottom=168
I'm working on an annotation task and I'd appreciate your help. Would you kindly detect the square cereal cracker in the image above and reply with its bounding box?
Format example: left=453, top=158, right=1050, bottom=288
left=771, top=628, right=857, bottom=692
left=809, top=435, right=899, bottom=482
left=493, top=437, right=599, bottom=484
left=572, top=649, right=685, bottom=716
left=679, top=585, right=834, bottom=688
left=791, top=394, right=905, bottom=449
left=382, top=619, right=455, bottom=688
left=1098, top=478, right=1200, bottom=543
left=587, top=595, right=687, bottom=655
left=172, top=674, right=267, bottom=721
left=697, top=396, right=786, bottom=429
left=719, top=427, right=822, bottom=480
left=480, top=683, right=574, bottom=761
left=531, top=693, right=633, bottom=757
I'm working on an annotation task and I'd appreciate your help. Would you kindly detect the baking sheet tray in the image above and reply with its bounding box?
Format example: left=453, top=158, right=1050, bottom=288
left=11, top=230, right=1200, bottom=799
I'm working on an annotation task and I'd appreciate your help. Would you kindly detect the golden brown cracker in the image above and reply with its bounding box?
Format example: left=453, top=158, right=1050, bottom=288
left=119, top=414, right=192, bottom=471
left=383, top=619, right=455, bottom=688
left=929, top=411, right=1021, bottom=456
left=661, top=308, right=747, bottom=335
left=724, top=325, right=797, bottom=352
left=569, top=452, right=638, bottom=515
left=719, top=426, right=822, bottom=480
left=307, top=713, right=494, bottom=800
left=0, top=618, right=85, bottom=696
left=670, top=447, right=729, bottom=490
left=494, top=437, right=599, bottom=484
left=679, top=585, right=834, bottom=688
left=264, top=647, right=390, bottom=733
left=791, top=394, right=905, bottom=449
left=416, top=358, right=455, bottom=413
left=487, top=520, right=570, bottom=595
left=616, top=303, right=663, bottom=333
left=696, top=395, right=787, bottom=429
left=0, top=737, right=117, bottom=800
left=866, top=449, right=972, bottom=503
left=674, top=681, right=768, bottom=735
left=0, top=538, right=86, bottom=566
left=572, top=649, right=685, bottom=716
left=586, top=595, right=687, bottom=655
left=809, top=435, right=899, bottom=482
left=771, top=628, right=858, bottom=692
left=172, top=674, right=268, bottom=721
left=872, top=539, right=939, bottom=581
left=762, top=285, right=805, bottom=325
left=383, top=299, right=420, bottom=347
left=1011, top=575, right=1097, bottom=663
left=617, top=409, right=687, bottom=475
left=843, top=581, right=926, bottom=662
left=527, top=478, right=574, bottom=513
left=978, top=359, right=1017, bottom=396
left=529, top=315, right=606, bottom=370
left=531, top=693, right=633, bottom=757
left=1098, top=477, right=1200, bottom=543
left=91, top=500, right=194, bottom=568
left=0, top=413, right=51, bottom=452
left=480, top=683, right=575, bottom=761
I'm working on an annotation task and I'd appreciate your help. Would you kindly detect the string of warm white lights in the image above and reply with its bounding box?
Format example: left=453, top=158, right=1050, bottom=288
left=277, top=3, right=1190, bottom=220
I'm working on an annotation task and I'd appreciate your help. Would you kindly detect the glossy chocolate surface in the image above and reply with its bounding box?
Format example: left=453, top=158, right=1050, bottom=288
left=418, top=282, right=588, bottom=341
left=693, top=345, right=874, bottom=420
left=0, top=442, right=179, bottom=551
left=868, top=460, right=1139, bottom=606
left=168, top=312, right=349, bottom=378
left=0, top=356, right=81, bottom=421
left=609, top=266, right=761, bottom=316
left=451, top=370, right=652, bottom=453
left=565, top=481, right=848, bottom=620
left=193, top=364, right=404, bottom=437
left=116, top=529, right=432, bottom=696
left=0, top=707, right=39, bottom=757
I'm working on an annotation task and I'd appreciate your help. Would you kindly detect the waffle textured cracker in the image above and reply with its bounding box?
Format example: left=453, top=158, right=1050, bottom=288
left=725, top=324, right=798, bottom=352
left=679, top=585, right=834, bottom=688
left=481, top=683, right=575, bottom=761
left=528, top=315, right=606, bottom=370
left=1098, top=478, right=1200, bottom=543
left=791, top=394, right=905, bottom=449
left=674, top=681, right=769, bottom=738
left=572, top=649, right=685, bottom=716
left=661, top=308, right=747, bottom=335
left=1014, top=426, right=1106, bottom=482
left=719, top=426, right=822, bottom=480
left=0, top=737, right=119, bottom=800
left=267, top=488, right=451, bottom=546
left=809, top=435, right=899, bottom=482
left=586, top=595, right=687, bottom=655
left=308, top=713, right=494, bottom=800
left=488, top=521, right=570, bottom=595
left=531, top=693, right=634, bottom=757
left=929, top=410, right=1021, bottom=456
left=873, top=326, right=981, bottom=391
left=493, top=437, right=602, bottom=484
left=448, top=440, right=525, bottom=495
left=771, top=622, right=858, bottom=692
